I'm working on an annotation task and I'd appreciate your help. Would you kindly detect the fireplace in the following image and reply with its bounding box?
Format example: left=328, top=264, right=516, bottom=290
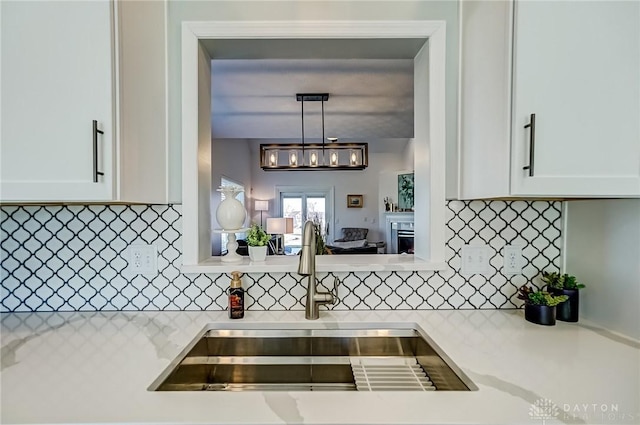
left=386, top=213, right=415, bottom=254
left=396, top=226, right=415, bottom=254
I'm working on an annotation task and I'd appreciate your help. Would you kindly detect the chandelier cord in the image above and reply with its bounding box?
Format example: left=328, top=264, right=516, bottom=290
left=321, top=99, right=325, bottom=157
left=301, top=97, right=305, bottom=159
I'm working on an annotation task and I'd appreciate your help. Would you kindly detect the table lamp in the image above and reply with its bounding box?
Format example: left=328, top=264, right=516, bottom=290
left=266, top=217, right=294, bottom=255
left=254, top=200, right=269, bottom=227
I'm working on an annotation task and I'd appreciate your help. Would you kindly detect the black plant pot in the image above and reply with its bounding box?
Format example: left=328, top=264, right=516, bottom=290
left=524, top=304, right=556, bottom=326
left=549, top=288, right=580, bottom=322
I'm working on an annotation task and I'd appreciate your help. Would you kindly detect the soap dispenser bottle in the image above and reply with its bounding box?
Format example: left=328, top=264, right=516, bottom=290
left=228, top=271, right=244, bottom=319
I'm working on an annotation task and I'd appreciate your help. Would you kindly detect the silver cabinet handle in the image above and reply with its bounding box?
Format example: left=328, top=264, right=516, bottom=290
left=92, top=120, right=105, bottom=182
left=522, top=113, right=536, bottom=177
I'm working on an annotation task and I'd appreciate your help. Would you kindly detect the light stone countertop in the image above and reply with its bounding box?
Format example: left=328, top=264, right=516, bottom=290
left=1, top=309, right=638, bottom=425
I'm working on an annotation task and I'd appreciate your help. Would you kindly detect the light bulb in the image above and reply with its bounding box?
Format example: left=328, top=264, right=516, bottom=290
left=310, top=151, right=318, bottom=166
left=269, top=152, right=277, bottom=167
left=330, top=151, right=338, bottom=166
left=289, top=150, right=297, bottom=166
left=350, top=151, right=358, bottom=165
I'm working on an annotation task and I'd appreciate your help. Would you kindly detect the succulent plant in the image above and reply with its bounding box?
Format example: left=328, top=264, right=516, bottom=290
left=518, top=285, right=569, bottom=307
left=541, top=271, right=585, bottom=290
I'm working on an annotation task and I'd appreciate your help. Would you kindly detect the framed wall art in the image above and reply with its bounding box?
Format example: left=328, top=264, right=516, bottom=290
left=398, top=173, right=414, bottom=211
left=347, top=194, right=363, bottom=208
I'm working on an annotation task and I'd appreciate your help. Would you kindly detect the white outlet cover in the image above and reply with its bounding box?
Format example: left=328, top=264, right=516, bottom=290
left=460, top=245, right=491, bottom=275
left=128, top=244, right=158, bottom=275
left=503, top=245, right=523, bottom=275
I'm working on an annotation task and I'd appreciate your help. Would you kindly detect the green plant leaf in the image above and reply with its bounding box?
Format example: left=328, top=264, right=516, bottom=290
left=522, top=284, right=569, bottom=306
left=540, top=270, right=585, bottom=290
left=246, top=223, right=270, bottom=246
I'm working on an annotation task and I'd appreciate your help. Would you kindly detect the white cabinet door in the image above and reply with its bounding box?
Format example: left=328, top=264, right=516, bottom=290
left=458, top=0, right=513, bottom=200
left=511, top=1, right=640, bottom=197
left=1, top=1, right=114, bottom=201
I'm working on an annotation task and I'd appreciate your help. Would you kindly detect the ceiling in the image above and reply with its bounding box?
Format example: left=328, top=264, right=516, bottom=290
left=201, top=38, right=427, bottom=60
left=207, top=38, right=427, bottom=140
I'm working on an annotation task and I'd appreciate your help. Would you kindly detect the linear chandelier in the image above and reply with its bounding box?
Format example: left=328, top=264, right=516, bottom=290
left=259, top=93, right=369, bottom=171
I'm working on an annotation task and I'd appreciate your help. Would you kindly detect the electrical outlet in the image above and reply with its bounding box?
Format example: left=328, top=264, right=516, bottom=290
left=461, top=245, right=490, bottom=275
left=129, top=244, right=158, bottom=275
left=503, top=245, right=523, bottom=275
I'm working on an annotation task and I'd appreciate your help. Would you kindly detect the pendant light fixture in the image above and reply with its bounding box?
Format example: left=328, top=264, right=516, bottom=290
left=260, top=93, right=368, bottom=171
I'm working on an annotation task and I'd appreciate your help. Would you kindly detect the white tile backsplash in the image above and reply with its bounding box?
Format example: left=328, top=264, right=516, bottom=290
left=1, top=201, right=562, bottom=312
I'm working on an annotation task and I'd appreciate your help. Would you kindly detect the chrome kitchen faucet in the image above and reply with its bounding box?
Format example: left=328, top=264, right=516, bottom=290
left=298, top=220, right=337, bottom=319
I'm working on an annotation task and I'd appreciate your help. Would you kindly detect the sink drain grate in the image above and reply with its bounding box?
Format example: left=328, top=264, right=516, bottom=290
left=350, top=357, right=435, bottom=391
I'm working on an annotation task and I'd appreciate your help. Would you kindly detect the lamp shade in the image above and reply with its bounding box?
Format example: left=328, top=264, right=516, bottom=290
left=254, top=200, right=268, bottom=211
left=284, top=217, right=294, bottom=233
left=267, top=217, right=294, bottom=234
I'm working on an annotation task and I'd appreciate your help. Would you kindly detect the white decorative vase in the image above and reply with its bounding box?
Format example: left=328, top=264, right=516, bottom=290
left=216, top=186, right=246, bottom=230
left=248, top=245, right=267, bottom=262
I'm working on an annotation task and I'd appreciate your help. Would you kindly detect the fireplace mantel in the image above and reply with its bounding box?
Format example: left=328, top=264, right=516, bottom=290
left=385, top=212, right=414, bottom=224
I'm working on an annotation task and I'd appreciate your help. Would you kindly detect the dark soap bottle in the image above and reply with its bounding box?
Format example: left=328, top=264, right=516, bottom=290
left=228, top=271, right=244, bottom=319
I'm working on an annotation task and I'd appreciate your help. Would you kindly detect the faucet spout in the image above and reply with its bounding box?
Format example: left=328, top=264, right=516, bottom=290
left=298, top=220, right=336, bottom=319
left=298, top=221, right=315, bottom=276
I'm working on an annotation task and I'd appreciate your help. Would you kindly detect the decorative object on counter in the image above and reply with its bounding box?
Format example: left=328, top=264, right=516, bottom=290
left=246, top=224, right=270, bottom=262
left=254, top=200, right=268, bottom=227
left=259, top=94, right=368, bottom=171
left=266, top=217, right=294, bottom=255
left=541, top=271, right=585, bottom=322
left=213, top=228, right=249, bottom=263
left=214, top=186, right=248, bottom=263
left=383, top=196, right=392, bottom=212
left=347, top=194, right=363, bottom=208
left=216, top=186, right=246, bottom=230
left=518, top=285, right=569, bottom=326
left=228, top=271, right=244, bottom=319
left=398, top=173, right=414, bottom=211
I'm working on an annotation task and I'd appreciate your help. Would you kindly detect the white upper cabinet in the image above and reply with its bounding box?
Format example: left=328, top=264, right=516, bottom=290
left=0, top=0, right=168, bottom=203
left=511, top=0, right=640, bottom=197
left=459, top=0, right=640, bottom=199
left=1, top=1, right=114, bottom=201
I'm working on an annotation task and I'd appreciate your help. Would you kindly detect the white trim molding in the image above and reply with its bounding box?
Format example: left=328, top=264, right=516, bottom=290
left=182, top=20, right=443, bottom=39
left=181, top=20, right=447, bottom=271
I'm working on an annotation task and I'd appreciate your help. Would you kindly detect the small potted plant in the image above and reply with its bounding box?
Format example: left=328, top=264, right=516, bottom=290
left=518, top=285, right=569, bottom=326
left=246, top=223, right=270, bottom=262
left=541, top=271, right=585, bottom=322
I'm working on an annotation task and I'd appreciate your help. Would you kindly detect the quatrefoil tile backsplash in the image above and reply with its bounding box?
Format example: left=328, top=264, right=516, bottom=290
left=0, top=201, right=562, bottom=312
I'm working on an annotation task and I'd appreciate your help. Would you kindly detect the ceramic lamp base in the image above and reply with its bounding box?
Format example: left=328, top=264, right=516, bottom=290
left=221, top=233, right=242, bottom=263
left=213, top=229, right=249, bottom=263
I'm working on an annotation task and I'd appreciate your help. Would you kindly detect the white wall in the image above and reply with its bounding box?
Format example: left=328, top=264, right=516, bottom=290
left=248, top=140, right=408, bottom=243
left=167, top=1, right=460, bottom=202
left=564, top=199, right=640, bottom=340
left=403, top=138, right=415, bottom=171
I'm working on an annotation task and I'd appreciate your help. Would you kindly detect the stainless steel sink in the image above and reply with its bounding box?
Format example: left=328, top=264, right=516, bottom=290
left=149, top=323, right=476, bottom=392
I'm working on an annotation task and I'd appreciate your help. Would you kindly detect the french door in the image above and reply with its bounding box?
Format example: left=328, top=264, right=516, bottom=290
left=277, top=187, right=334, bottom=253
